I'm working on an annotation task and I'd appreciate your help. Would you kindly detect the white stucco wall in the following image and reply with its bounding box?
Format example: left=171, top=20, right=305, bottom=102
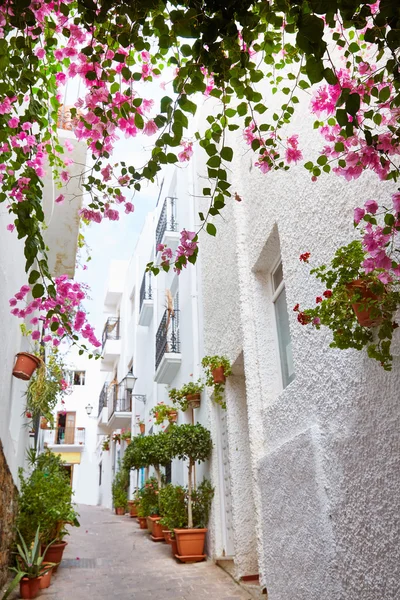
left=200, top=83, right=400, bottom=599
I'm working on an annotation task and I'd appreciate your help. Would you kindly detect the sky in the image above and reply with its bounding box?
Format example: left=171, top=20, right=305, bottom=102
left=63, top=77, right=167, bottom=340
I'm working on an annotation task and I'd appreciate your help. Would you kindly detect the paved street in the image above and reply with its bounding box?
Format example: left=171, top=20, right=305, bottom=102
left=35, top=505, right=252, bottom=600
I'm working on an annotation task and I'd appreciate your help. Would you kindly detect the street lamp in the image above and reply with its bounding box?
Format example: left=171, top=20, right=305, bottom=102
left=85, top=403, right=93, bottom=416
left=125, top=372, right=137, bottom=391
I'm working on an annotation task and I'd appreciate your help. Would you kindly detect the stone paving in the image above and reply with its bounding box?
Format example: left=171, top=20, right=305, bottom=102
left=25, top=504, right=252, bottom=600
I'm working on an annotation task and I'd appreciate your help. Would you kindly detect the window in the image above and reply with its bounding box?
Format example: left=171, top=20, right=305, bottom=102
left=99, top=463, right=102, bottom=486
left=65, top=370, right=86, bottom=386
left=272, top=260, right=295, bottom=389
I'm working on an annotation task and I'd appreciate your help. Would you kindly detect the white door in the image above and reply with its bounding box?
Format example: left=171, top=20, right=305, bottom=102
left=217, top=405, right=235, bottom=556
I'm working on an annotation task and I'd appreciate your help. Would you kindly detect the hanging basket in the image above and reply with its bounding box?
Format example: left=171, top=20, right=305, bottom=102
left=40, top=418, right=49, bottom=430
left=346, top=280, right=383, bottom=327
left=212, top=366, right=226, bottom=384
left=12, top=352, right=41, bottom=381
left=168, top=411, right=178, bottom=424
left=186, top=393, right=201, bottom=409
left=139, top=423, right=145, bottom=434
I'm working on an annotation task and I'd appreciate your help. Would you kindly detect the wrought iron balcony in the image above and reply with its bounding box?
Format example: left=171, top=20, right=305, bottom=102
left=107, top=385, right=132, bottom=421
left=156, top=197, right=178, bottom=248
left=155, top=309, right=180, bottom=370
left=44, top=427, right=85, bottom=446
left=139, top=271, right=152, bottom=311
left=102, top=317, right=120, bottom=349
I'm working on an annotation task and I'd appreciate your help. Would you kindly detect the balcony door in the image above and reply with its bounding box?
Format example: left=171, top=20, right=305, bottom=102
left=56, top=411, right=76, bottom=444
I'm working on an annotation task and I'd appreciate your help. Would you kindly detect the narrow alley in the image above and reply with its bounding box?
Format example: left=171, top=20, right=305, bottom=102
left=36, top=505, right=252, bottom=600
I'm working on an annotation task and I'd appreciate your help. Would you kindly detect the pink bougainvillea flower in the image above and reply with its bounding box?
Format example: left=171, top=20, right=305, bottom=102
left=55, top=194, right=65, bottom=204
left=354, top=207, right=365, bottom=224
left=364, top=199, right=378, bottom=214
left=6, top=223, right=15, bottom=232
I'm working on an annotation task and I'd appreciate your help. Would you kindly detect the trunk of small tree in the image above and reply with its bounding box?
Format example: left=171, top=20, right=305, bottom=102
left=136, top=469, right=139, bottom=492
left=154, top=464, right=161, bottom=489
left=187, top=459, right=194, bottom=529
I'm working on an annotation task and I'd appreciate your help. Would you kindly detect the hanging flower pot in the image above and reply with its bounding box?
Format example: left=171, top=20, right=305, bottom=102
left=40, top=417, right=48, bottom=430
left=212, top=366, right=226, bottom=384
left=20, top=576, right=42, bottom=599
left=168, top=410, right=178, bottom=424
left=139, top=423, right=145, bottom=434
left=346, top=280, right=383, bottom=327
left=12, top=352, right=41, bottom=381
left=186, top=393, right=201, bottom=409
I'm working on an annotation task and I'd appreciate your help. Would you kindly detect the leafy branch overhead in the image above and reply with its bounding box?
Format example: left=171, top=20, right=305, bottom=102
left=1, top=0, right=400, bottom=351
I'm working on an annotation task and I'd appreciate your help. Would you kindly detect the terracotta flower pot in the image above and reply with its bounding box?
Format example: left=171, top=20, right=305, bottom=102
left=147, top=515, right=159, bottom=534
left=186, top=393, right=201, bottom=409
left=151, top=517, right=164, bottom=541
left=163, top=529, right=172, bottom=544
left=42, top=541, right=67, bottom=573
left=139, top=423, right=145, bottom=434
left=174, top=528, right=207, bottom=561
left=20, top=577, right=42, bottom=599
left=170, top=537, right=178, bottom=557
left=40, top=417, right=48, bottom=430
left=128, top=501, right=138, bottom=517
left=115, top=507, right=125, bottom=515
left=212, top=366, right=226, bottom=384
left=346, top=279, right=383, bottom=327
left=138, top=516, right=147, bottom=529
left=168, top=411, right=178, bottom=423
left=39, top=564, right=53, bottom=589
left=12, top=352, right=41, bottom=381
left=125, top=438, right=131, bottom=445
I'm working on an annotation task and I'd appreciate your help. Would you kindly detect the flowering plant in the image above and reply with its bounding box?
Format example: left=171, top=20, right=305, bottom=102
left=25, top=349, right=70, bottom=427
left=169, top=380, right=204, bottom=412
left=120, top=429, right=131, bottom=441
left=102, top=436, right=110, bottom=451
left=295, top=242, right=400, bottom=370
left=150, top=403, right=178, bottom=425
left=201, top=356, right=232, bottom=409
left=112, top=432, right=121, bottom=443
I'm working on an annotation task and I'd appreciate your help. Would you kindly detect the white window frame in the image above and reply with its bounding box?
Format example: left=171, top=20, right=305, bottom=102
left=271, top=258, right=294, bottom=390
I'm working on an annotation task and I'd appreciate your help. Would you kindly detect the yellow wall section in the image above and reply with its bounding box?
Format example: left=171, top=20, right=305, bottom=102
left=53, top=452, right=81, bottom=464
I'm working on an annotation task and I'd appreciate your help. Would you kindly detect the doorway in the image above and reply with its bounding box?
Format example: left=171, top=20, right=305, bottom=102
left=56, top=412, right=76, bottom=444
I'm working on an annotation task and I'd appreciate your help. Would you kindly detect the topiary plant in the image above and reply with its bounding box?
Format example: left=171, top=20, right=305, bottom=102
left=170, top=424, right=212, bottom=528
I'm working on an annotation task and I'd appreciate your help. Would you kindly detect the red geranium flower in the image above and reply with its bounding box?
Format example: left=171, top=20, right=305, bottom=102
left=293, top=303, right=300, bottom=312
left=323, top=290, right=333, bottom=298
left=297, top=312, right=311, bottom=325
left=299, top=252, right=311, bottom=263
left=316, top=296, right=323, bottom=303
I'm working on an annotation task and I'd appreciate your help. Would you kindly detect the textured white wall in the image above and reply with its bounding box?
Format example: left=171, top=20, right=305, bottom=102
left=200, top=87, right=400, bottom=599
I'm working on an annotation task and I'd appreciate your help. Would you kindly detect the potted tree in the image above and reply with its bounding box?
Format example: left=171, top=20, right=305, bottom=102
left=170, top=424, right=213, bottom=562
left=201, top=356, right=232, bottom=408
left=159, top=484, right=187, bottom=554
left=17, top=450, right=80, bottom=573
left=144, top=432, right=174, bottom=540
left=112, top=462, right=129, bottom=515
left=136, top=477, right=159, bottom=532
left=2, top=527, right=55, bottom=600
left=123, top=435, right=149, bottom=515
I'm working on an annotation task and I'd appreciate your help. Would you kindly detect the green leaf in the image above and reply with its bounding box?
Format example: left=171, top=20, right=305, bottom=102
left=220, top=147, right=233, bottom=162
left=28, top=270, right=40, bottom=284
left=32, top=283, right=44, bottom=299
left=346, top=93, right=360, bottom=116
left=206, top=223, right=216, bottom=236
left=207, top=156, right=221, bottom=168
left=379, top=87, right=390, bottom=103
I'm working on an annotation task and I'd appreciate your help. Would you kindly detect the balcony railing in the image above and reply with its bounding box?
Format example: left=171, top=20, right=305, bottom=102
left=156, top=197, right=177, bottom=248
left=102, top=317, right=120, bottom=349
left=98, top=382, right=108, bottom=416
left=107, top=385, right=132, bottom=421
left=155, top=309, right=180, bottom=370
left=44, top=427, right=85, bottom=446
left=139, top=271, right=152, bottom=312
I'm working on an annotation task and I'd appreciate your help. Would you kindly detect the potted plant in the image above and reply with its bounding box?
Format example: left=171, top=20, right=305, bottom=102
left=295, top=241, right=400, bottom=370
left=102, top=436, right=110, bottom=451
left=2, top=527, right=55, bottom=600
left=150, top=403, right=178, bottom=425
left=112, top=461, right=129, bottom=515
left=112, top=432, right=121, bottom=444
left=169, top=380, right=204, bottom=411
left=25, top=350, right=69, bottom=428
left=202, top=356, right=232, bottom=408
left=121, top=429, right=131, bottom=444
left=17, top=450, right=80, bottom=572
left=12, top=352, right=42, bottom=381
left=136, top=477, right=160, bottom=533
left=159, top=484, right=187, bottom=553
left=137, top=418, right=145, bottom=434
left=170, top=424, right=213, bottom=562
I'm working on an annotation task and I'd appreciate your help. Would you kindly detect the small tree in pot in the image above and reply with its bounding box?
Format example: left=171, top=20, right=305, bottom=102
left=169, top=424, right=213, bottom=561
left=112, top=461, right=129, bottom=515
left=145, top=431, right=174, bottom=490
